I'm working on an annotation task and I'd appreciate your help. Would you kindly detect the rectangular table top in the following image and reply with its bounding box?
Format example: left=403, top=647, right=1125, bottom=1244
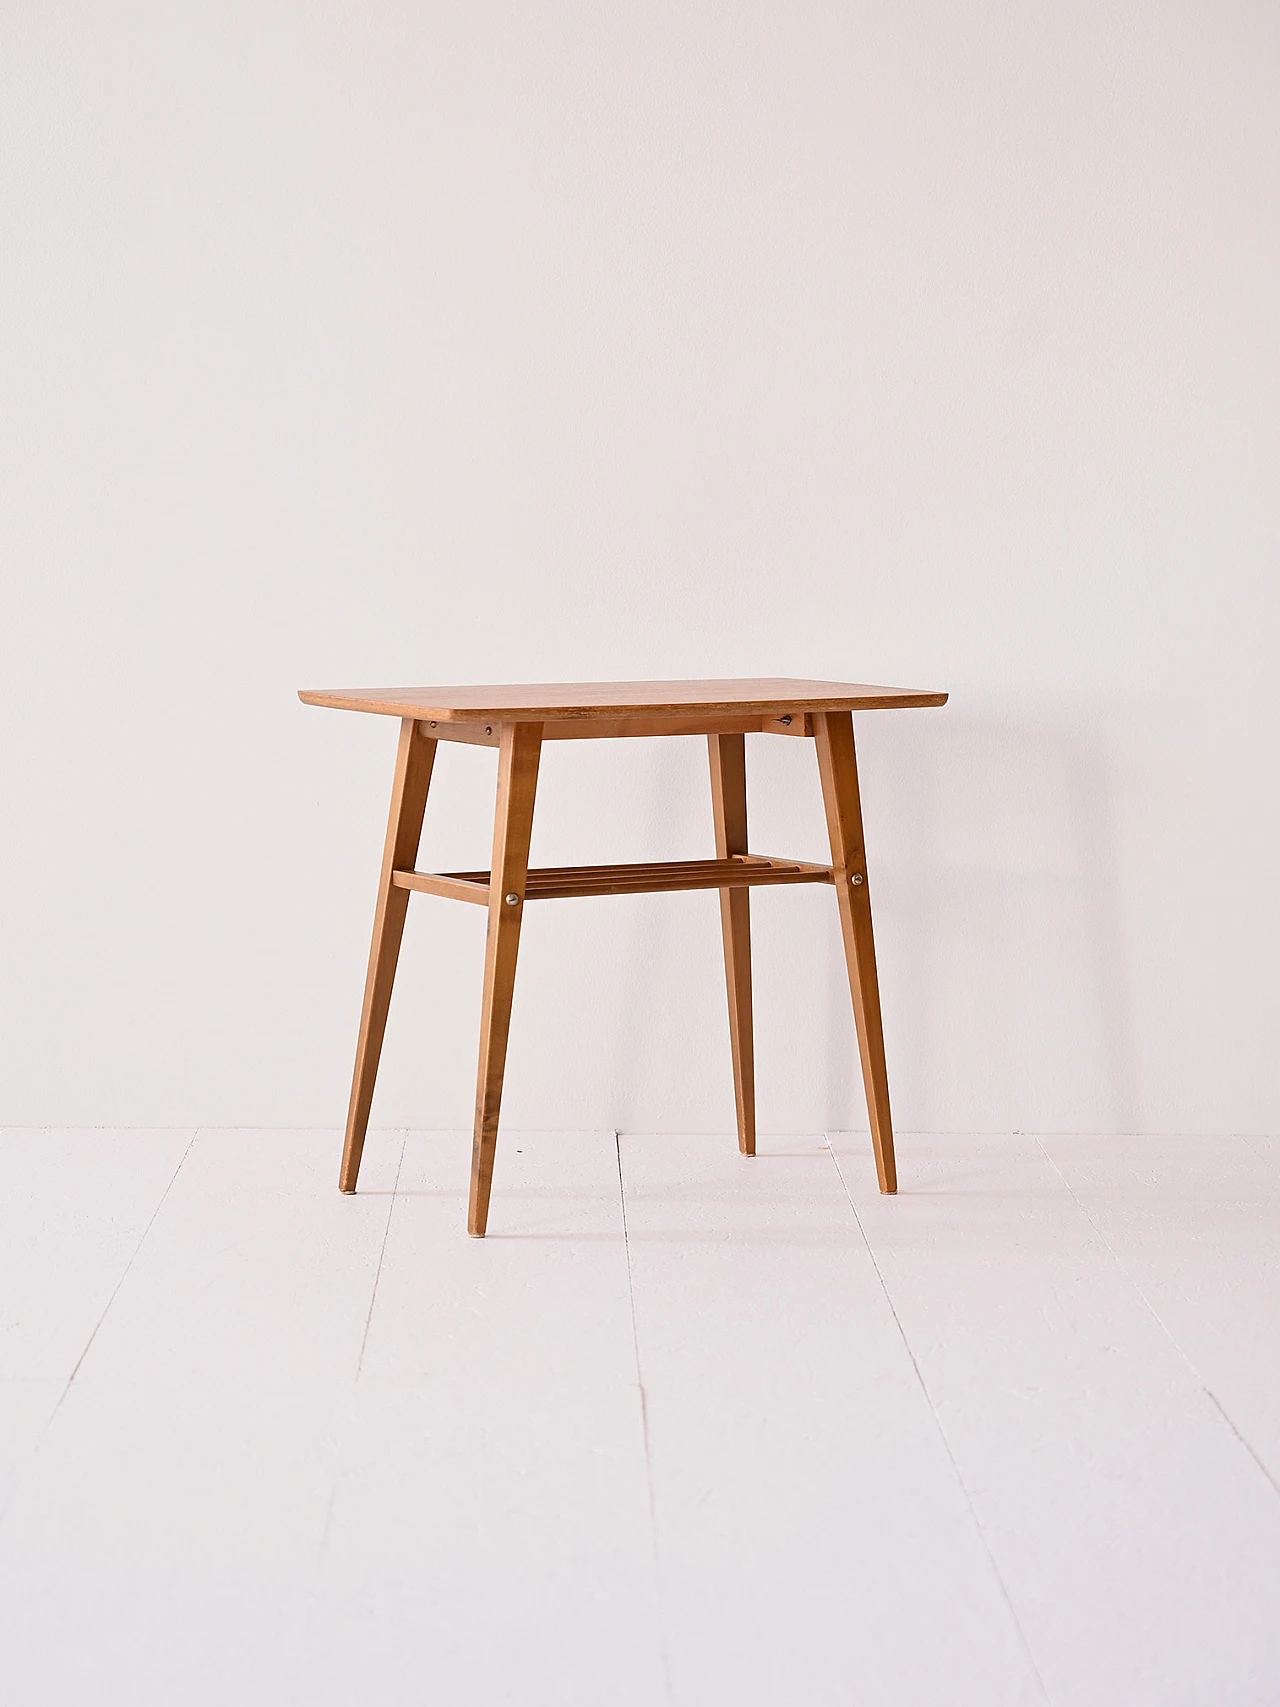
left=297, top=677, right=948, bottom=722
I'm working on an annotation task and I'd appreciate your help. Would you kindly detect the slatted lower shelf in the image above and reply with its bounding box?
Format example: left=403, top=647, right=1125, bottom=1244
left=392, top=854, right=834, bottom=905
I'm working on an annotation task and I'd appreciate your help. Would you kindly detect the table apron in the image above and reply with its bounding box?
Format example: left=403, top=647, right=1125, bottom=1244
left=414, top=712, right=814, bottom=746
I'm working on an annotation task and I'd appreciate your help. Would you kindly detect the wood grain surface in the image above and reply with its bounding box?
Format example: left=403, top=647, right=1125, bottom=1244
left=298, top=677, right=948, bottom=722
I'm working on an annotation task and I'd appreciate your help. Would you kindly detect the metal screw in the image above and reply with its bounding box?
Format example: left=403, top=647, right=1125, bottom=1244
left=851, top=873, right=865, bottom=886
left=429, top=721, right=437, bottom=728
left=485, top=726, right=493, bottom=735
left=505, top=892, right=520, bottom=906
left=779, top=714, right=792, bottom=725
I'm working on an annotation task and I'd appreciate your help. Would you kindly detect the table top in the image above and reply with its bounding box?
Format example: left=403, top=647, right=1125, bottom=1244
left=297, top=677, right=948, bottom=722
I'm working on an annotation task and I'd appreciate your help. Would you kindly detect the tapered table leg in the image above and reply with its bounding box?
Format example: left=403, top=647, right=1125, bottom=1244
left=708, top=732, right=756, bottom=1156
left=813, top=711, right=897, bottom=1193
left=339, top=718, right=437, bottom=1193
left=468, top=722, right=543, bottom=1236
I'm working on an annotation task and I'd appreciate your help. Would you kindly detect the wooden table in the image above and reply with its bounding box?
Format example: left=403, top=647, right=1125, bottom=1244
left=299, top=678, right=948, bottom=1234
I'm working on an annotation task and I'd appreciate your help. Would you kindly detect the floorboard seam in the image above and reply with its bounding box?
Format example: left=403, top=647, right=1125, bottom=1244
left=302, top=1128, right=409, bottom=1683
left=315, top=1127, right=409, bottom=1569
left=825, top=1136, right=1052, bottom=1706
left=0, top=1126, right=197, bottom=1534
left=615, top=1132, right=673, bottom=1704
left=61, top=1128, right=197, bottom=1390
left=1203, top=1390, right=1280, bottom=1501
left=354, top=1130, right=408, bottom=1381
left=1034, top=1136, right=1280, bottom=1505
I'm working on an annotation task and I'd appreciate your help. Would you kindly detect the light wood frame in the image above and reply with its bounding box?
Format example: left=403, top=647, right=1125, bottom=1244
left=330, top=707, right=907, bottom=1233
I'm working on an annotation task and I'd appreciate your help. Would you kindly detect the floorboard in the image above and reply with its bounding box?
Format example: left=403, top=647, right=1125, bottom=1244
left=1, top=1127, right=1278, bottom=1705
left=620, top=1132, right=1041, bottom=1707
left=0, top=1129, right=401, bottom=1706
left=831, top=1131, right=1280, bottom=1707
left=305, top=1130, right=664, bottom=1707
left=0, top=1128, right=192, bottom=1380
left=1039, top=1133, right=1280, bottom=1490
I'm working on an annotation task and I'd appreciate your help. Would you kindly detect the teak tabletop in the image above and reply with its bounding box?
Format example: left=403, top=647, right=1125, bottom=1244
left=300, top=676, right=948, bottom=1234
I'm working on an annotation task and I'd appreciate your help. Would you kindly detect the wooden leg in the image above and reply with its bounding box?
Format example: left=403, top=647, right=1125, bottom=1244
left=339, top=718, right=437, bottom=1193
left=813, top=711, right=897, bottom=1193
left=708, top=733, right=756, bottom=1156
left=468, top=722, right=543, bottom=1236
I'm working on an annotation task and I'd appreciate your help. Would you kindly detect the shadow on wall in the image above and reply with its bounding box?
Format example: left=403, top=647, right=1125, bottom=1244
left=599, top=733, right=725, bottom=1124
left=851, top=696, right=1160, bottom=1136
left=511, top=694, right=1191, bottom=1137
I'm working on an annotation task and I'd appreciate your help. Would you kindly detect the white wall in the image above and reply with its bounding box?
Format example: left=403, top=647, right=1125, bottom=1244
left=2, top=1, right=1276, bottom=1135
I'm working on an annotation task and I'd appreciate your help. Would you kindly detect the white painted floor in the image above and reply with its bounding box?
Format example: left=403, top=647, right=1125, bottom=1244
left=2, top=1130, right=1279, bottom=1705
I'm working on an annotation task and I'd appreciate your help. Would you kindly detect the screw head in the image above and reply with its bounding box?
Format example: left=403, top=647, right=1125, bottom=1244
left=504, top=892, right=520, bottom=906
left=485, top=726, right=493, bottom=735
left=779, top=713, right=792, bottom=725
left=851, top=873, right=865, bottom=886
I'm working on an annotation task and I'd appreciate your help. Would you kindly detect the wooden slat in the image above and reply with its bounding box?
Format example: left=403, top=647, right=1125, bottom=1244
left=392, top=870, right=490, bottom=905
left=445, top=854, right=826, bottom=879
left=446, top=859, right=741, bottom=884
left=527, top=867, right=832, bottom=898
left=442, top=859, right=721, bottom=882
left=391, top=856, right=830, bottom=903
